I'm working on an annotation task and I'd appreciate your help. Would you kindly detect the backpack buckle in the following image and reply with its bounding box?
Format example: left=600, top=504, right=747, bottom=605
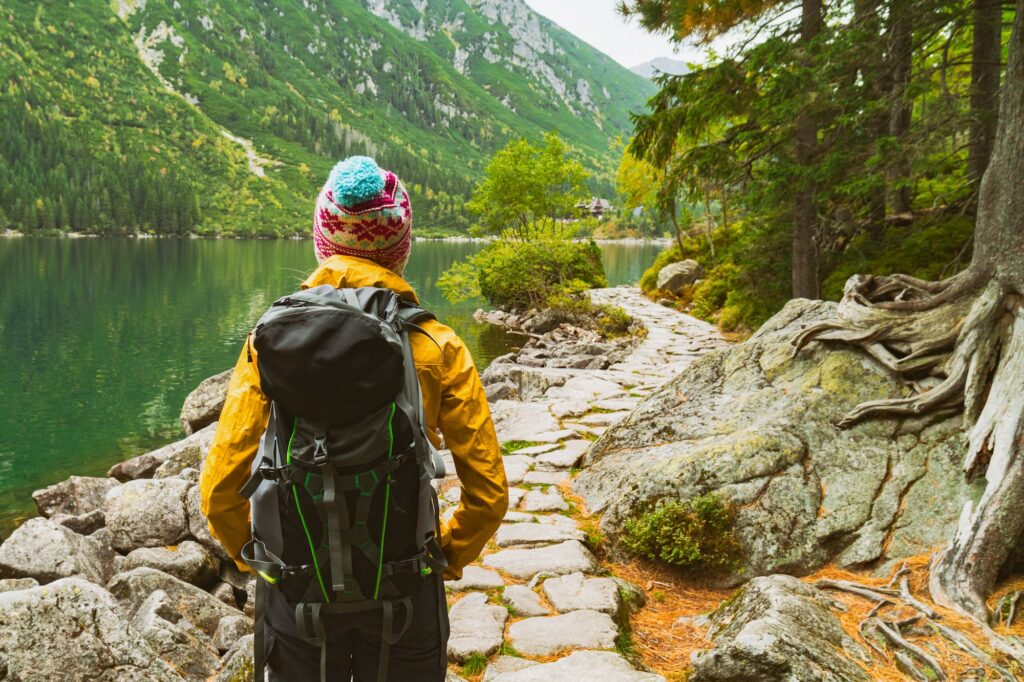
left=312, top=432, right=328, bottom=466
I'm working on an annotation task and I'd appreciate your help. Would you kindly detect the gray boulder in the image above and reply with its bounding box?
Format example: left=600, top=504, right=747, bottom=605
left=186, top=485, right=233, bottom=562
left=180, top=369, right=232, bottom=436
left=574, top=299, right=979, bottom=582
left=108, top=567, right=242, bottom=637
left=51, top=508, right=106, bottom=534
left=0, top=517, right=114, bottom=584
left=216, top=634, right=254, bottom=682
left=522, top=308, right=575, bottom=334
left=0, top=577, right=181, bottom=681
left=486, top=380, right=520, bottom=402
left=0, top=577, right=38, bottom=593
left=210, top=580, right=240, bottom=608
left=133, top=589, right=221, bottom=678
left=124, top=540, right=220, bottom=587
left=105, top=478, right=191, bottom=551
left=32, top=475, right=118, bottom=518
left=656, top=259, right=704, bottom=295
left=108, top=422, right=217, bottom=481
left=214, top=614, right=253, bottom=652
left=690, top=575, right=870, bottom=681
left=154, top=445, right=202, bottom=478
left=481, top=364, right=569, bottom=403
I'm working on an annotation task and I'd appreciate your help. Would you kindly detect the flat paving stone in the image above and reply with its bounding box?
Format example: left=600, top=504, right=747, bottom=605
left=483, top=656, right=539, bottom=682
left=523, top=470, right=569, bottom=485
left=491, top=401, right=560, bottom=442
left=483, top=541, right=597, bottom=579
left=554, top=376, right=626, bottom=401
left=521, top=489, right=568, bottom=512
left=506, top=609, right=618, bottom=656
left=578, top=411, right=631, bottom=426
left=445, top=565, right=505, bottom=591
left=528, top=429, right=578, bottom=443
left=502, top=584, right=549, bottom=617
left=550, top=399, right=590, bottom=418
left=503, top=511, right=536, bottom=524
left=542, top=572, right=621, bottom=615
left=591, top=398, right=640, bottom=411
left=536, top=514, right=578, bottom=528
left=509, top=443, right=561, bottom=456
left=487, top=651, right=664, bottom=682
left=508, top=487, right=526, bottom=510
left=495, top=523, right=584, bottom=547
left=534, top=445, right=589, bottom=471
left=536, top=439, right=590, bottom=465
left=502, top=455, right=534, bottom=485
left=447, top=592, right=508, bottom=662
left=566, top=424, right=607, bottom=439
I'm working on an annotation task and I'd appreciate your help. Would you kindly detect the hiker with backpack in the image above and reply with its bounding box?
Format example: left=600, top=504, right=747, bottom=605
left=199, top=156, right=509, bottom=681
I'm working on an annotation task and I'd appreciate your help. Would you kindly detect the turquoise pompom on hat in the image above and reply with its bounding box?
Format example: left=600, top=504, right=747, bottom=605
left=313, top=156, right=413, bottom=274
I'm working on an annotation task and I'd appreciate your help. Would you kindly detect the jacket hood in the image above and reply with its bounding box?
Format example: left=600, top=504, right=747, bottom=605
left=301, top=255, right=419, bottom=304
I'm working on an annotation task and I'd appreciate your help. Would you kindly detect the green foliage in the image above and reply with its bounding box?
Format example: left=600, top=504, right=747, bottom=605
left=621, top=494, right=742, bottom=571
left=460, top=654, right=488, bottom=677
left=439, top=238, right=606, bottom=310
left=466, top=132, right=589, bottom=239
left=821, top=215, right=975, bottom=300
left=0, top=0, right=653, bottom=235
left=498, top=643, right=522, bottom=658
left=624, top=0, right=1009, bottom=328
left=500, top=440, right=544, bottom=455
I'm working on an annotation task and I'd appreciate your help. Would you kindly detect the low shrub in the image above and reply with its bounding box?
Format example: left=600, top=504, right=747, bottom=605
left=438, top=237, right=607, bottom=310
left=621, top=494, right=741, bottom=571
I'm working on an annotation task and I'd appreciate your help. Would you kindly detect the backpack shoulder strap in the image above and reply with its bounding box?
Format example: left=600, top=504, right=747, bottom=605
left=397, top=301, right=435, bottom=326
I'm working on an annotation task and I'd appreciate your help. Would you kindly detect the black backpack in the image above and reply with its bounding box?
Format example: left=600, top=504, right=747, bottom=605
left=238, top=285, right=448, bottom=682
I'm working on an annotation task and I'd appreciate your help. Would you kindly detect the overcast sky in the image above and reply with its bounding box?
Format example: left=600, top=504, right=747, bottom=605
left=523, top=0, right=709, bottom=69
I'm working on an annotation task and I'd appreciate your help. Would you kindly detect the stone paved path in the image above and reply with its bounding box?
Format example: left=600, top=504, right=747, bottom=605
left=441, top=288, right=728, bottom=681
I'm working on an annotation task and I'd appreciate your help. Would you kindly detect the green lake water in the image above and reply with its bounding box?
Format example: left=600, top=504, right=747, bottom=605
left=0, top=238, right=663, bottom=532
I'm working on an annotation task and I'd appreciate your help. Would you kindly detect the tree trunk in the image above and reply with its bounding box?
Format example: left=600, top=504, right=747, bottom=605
left=968, top=0, right=1003, bottom=184
left=887, top=0, right=914, bottom=216
left=856, top=0, right=888, bottom=237
left=792, top=0, right=822, bottom=299
left=792, top=1, right=1024, bottom=655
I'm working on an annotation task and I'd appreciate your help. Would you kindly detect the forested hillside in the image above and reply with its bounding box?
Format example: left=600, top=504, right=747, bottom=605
left=0, top=0, right=653, bottom=236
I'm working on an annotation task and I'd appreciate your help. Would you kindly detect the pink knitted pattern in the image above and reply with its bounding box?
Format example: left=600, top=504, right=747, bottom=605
left=313, top=171, right=413, bottom=273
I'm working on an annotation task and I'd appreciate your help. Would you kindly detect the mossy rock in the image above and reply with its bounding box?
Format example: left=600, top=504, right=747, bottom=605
left=575, top=299, right=982, bottom=582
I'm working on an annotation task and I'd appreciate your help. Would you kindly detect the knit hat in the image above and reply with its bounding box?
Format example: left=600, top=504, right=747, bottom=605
left=313, top=156, right=413, bottom=274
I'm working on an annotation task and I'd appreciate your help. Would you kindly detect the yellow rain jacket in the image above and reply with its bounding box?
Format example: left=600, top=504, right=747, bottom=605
left=199, top=255, right=508, bottom=580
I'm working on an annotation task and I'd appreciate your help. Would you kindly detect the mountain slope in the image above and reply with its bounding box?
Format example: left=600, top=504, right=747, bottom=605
left=630, top=57, right=690, bottom=79
left=0, top=0, right=653, bottom=236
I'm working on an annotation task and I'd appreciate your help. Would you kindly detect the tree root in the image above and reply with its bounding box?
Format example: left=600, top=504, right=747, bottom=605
left=819, top=570, right=1016, bottom=681
left=792, top=270, right=1024, bottom=652
left=992, top=591, right=1021, bottom=628
left=792, top=277, right=1002, bottom=428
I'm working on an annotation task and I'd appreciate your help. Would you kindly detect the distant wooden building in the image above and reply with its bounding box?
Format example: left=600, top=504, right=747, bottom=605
left=576, top=196, right=613, bottom=219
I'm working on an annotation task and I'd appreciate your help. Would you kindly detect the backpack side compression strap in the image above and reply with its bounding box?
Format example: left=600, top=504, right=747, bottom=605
left=253, top=577, right=266, bottom=682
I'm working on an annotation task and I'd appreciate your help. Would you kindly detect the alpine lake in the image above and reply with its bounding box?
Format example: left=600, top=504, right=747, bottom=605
left=0, top=237, right=664, bottom=535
